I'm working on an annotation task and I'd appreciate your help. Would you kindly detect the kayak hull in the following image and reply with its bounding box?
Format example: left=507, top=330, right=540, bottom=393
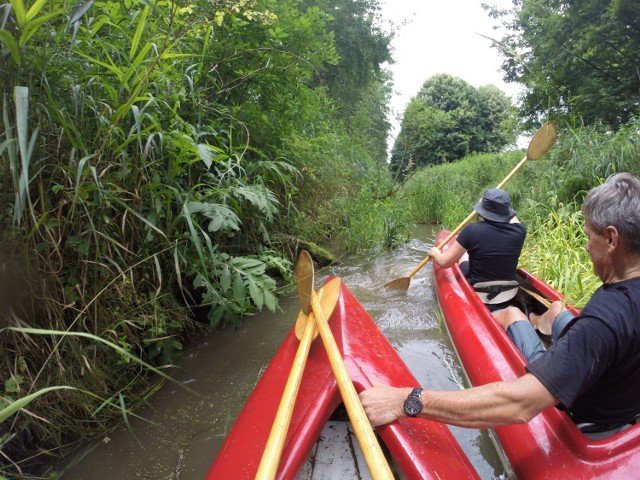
left=207, top=278, right=479, bottom=479
left=433, top=229, right=640, bottom=479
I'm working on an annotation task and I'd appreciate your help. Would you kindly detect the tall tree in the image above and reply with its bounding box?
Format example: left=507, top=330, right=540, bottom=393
left=389, top=74, right=516, bottom=179
left=484, top=0, right=640, bottom=127
left=307, top=0, right=393, bottom=117
left=477, top=84, right=519, bottom=151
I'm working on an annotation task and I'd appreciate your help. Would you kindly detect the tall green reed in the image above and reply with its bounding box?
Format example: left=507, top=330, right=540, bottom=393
left=342, top=186, right=409, bottom=253
left=0, top=2, right=297, bottom=476
left=399, top=150, right=525, bottom=228
left=520, top=201, right=599, bottom=308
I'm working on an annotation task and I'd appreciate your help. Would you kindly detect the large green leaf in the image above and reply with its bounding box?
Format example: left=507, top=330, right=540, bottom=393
left=1, top=386, right=75, bottom=423
left=25, top=0, right=48, bottom=22
left=0, top=29, right=21, bottom=64
left=186, top=201, right=241, bottom=233
left=9, top=0, right=27, bottom=27
left=130, top=5, right=151, bottom=60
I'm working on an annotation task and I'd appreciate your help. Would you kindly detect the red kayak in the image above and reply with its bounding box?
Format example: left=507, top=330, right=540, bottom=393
left=207, top=277, right=480, bottom=479
left=433, top=229, right=640, bottom=479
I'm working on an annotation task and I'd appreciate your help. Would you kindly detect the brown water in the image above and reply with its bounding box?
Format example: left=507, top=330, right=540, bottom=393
left=54, top=225, right=506, bottom=479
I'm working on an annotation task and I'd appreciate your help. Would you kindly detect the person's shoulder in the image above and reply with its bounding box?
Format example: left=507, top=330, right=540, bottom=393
left=626, top=276, right=640, bottom=286
left=462, top=221, right=490, bottom=235
left=603, top=277, right=640, bottom=292
left=581, top=282, right=639, bottom=322
left=464, top=221, right=483, bottom=230
left=512, top=222, right=527, bottom=234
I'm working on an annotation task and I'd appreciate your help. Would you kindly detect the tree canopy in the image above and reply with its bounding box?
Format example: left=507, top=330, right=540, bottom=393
left=389, top=74, right=516, bottom=179
left=484, top=0, right=640, bottom=127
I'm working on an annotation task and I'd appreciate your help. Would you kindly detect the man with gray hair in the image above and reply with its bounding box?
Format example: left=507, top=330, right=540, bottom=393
left=360, top=173, right=640, bottom=439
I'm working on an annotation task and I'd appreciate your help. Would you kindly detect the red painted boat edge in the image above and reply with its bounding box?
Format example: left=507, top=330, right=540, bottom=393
left=206, top=278, right=480, bottom=479
left=433, top=229, right=640, bottom=479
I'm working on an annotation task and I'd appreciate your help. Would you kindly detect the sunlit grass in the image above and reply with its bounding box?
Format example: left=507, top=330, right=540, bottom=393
left=519, top=202, right=600, bottom=308
left=393, top=119, right=640, bottom=308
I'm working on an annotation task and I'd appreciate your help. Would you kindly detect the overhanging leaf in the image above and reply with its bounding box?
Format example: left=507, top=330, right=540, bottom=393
left=130, top=5, right=150, bottom=60
left=25, top=0, right=48, bottom=22
left=197, top=144, right=214, bottom=169
left=0, top=386, right=76, bottom=423
left=3, top=327, right=190, bottom=392
left=232, top=270, right=245, bottom=301
left=247, top=278, right=263, bottom=309
left=9, top=0, right=27, bottom=27
left=0, top=29, right=21, bottom=64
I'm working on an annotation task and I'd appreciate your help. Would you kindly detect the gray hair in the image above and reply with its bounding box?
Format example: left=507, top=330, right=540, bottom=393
left=583, top=172, right=640, bottom=255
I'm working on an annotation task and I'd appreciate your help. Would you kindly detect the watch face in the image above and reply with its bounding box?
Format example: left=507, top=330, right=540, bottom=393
left=403, top=396, right=422, bottom=417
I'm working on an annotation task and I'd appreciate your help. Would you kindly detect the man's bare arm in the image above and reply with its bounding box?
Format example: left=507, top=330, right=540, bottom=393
left=359, top=373, right=558, bottom=429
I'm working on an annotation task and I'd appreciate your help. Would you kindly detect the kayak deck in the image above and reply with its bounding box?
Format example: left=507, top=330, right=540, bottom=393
left=300, top=419, right=372, bottom=480
left=207, top=277, right=479, bottom=479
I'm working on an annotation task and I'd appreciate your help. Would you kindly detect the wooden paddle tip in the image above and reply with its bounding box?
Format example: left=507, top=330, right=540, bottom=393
left=294, top=277, right=342, bottom=340
left=527, top=122, right=557, bottom=161
left=296, top=250, right=315, bottom=315
left=383, top=277, right=410, bottom=290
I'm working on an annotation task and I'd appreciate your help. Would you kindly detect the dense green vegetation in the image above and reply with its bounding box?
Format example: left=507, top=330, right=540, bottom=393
left=1, top=0, right=639, bottom=477
left=390, top=74, right=518, bottom=179
left=0, top=0, right=397, bottom=476
left=398, top=119, right=640, bottom=307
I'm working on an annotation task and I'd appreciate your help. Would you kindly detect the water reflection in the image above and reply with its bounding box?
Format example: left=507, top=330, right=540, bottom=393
left=56, top=225, right=505, bottom=479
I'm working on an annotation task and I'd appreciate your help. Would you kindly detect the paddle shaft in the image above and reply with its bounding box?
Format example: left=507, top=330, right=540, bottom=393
left=309, top=291, right=394, bottom=480
left=385, top=122, right=558, bottom=289
left=520, top=286, right=580, bottom=330
left=401, top=151, right=533, bottom=281
left=254, top=311, right=317, bottom=480
left=519, top=286, right=553, bottom=308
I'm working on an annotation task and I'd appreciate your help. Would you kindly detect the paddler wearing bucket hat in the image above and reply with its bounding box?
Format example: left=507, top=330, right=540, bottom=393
left=428, top=188, right=527, bottom=312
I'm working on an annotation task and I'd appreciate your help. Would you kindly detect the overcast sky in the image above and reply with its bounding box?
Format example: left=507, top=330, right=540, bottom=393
left=377, top=0, right=520, bottom=136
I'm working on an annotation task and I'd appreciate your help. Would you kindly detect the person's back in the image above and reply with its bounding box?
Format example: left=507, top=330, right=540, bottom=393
left=457, top=219, right=526, bottom=285
left=429, top=188, right=527, bottom=310
left=527, top=277, right=640, bottom=432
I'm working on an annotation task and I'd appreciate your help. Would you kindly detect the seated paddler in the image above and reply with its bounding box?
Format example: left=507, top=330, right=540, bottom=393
left=362, top=173, right=640, bottom=439
left=428, top=188, right=527, bottom=312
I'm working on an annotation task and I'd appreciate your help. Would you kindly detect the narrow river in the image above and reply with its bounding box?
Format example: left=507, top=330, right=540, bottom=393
left=56, top=225, right=506, bottom=479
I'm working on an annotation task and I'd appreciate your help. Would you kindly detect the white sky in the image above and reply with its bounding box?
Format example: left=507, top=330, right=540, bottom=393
left=377, top=0, right=521, bottom=137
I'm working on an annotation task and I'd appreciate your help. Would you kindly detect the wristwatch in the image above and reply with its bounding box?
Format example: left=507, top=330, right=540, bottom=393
left=403, top=387, right=423, bottom=417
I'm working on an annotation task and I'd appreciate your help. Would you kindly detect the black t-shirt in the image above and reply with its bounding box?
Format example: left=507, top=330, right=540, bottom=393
left=456, top=220, right=527, bottom=285
left=526, top=277, right=640, bottom=425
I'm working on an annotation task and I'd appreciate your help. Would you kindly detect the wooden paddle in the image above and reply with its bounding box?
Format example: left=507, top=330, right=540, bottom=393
left=297, top=251, right=394, bottom=479
left=384, top=122, right=558, bottom=290
left=519, top=286, right=552, bottom=308
left=255, top=264, right=341, bottom=480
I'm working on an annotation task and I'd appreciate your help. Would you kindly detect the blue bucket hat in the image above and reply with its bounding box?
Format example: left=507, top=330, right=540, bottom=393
left=474, top=189, right=516, bottom=223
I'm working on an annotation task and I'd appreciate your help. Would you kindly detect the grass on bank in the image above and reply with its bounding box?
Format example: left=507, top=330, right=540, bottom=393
left=381, top=119, right=640, bottom=308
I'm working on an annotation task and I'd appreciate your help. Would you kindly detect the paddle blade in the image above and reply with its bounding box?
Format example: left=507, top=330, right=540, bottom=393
left=296, top=250, right=314, bottom=315
left=527, top=122, right=557, bottom=160
left=294, top=277, right=341, bottom=340
left=383, top=276, right=410, bottom=290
